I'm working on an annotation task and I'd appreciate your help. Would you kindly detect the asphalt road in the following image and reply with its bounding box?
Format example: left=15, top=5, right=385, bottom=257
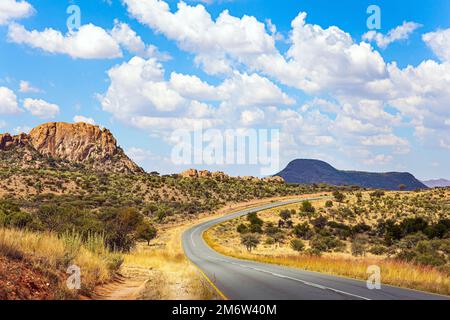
left=182, top=198, right=450, bottom=300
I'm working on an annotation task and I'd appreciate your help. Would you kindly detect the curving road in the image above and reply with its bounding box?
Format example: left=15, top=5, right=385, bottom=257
left=183, top=198, right=449, bottom=300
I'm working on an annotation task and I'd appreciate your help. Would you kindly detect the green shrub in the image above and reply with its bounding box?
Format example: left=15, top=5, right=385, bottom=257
left=290, top=239, right=305, bottom=253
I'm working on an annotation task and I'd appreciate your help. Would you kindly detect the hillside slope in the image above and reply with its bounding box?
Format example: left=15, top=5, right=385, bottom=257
left=276, top=159, right=427, bottom=190
left=0, top=122, right=143, bottom=174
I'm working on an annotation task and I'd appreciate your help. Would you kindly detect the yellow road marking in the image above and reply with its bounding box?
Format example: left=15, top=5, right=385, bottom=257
left=191, top=262, right=228, bottom=300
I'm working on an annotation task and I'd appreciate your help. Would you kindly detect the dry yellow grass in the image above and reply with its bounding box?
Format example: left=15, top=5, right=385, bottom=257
left=121, top=224, right=217, bottom=300
left=0, top=227, right=122, bottom=296
left=204, top=225, right=450, bottom=296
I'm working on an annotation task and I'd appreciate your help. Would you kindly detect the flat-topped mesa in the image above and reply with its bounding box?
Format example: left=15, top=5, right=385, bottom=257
left=0, top=122, right=143, bottom=174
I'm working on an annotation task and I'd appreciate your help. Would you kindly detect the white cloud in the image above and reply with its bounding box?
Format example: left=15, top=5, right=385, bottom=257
left=284, top=12, right=388, bottom=94
left=100, top=56, right=294, bottom=129
left=110, top=20, right=170, bottom=60
left=73, top=115, right=96, bottom=125
left=363, top=21, right=421, bottom=49
left=0, top=0, right=34, bottom=25
left=240, top=108, right=265, bottom=126
left=19, top=80, right=40, bottom=93
left=0, top=86, right=22, bottom=114
left=13, top=126, right=31, bottom=134
left=23, top=98, right=59, bottom=118
left=360, top=134, right=409, bottom=147
left=100, top=56, right=183, bottom=117
left=124, top=0, right=278, bottom=75
left=423, top=28, right=450, bottom=62
left=363, top=154, right=393, bottom=165
left=8, top=23, right=122, bottom=59
left=126, top=147, right=157, bottom=163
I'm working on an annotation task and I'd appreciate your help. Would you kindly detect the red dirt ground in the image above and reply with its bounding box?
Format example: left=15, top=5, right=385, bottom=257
left=0, top=256, right=58, bottom=300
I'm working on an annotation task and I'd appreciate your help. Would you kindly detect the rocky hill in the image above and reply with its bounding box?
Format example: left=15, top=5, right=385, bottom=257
left=0, top=122, right=143, bottom=173
left=276, top=159, right=427, bottom=191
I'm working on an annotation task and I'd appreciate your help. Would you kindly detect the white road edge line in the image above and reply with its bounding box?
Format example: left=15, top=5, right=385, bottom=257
left=211, top=257, right=371, bottom=300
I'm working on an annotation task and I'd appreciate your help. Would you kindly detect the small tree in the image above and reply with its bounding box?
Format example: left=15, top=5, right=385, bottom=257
left=351, top=236, right=367, bottom=257
left=241, top=233, right=260, bottom=252
left=300, top=201, right=315, bottom=215
left=332, top=191, right=346, bottom=203
left=325, top=200, right=333, bottom=208
left=272, top=232, right=285, bottom=247
left=137, top=222, right=157, bottom=245
left=290, top=239, right=305, bottom=253
left=236, top=223, right=249, bottom=234
left=279, top=209, right=291, bottom=222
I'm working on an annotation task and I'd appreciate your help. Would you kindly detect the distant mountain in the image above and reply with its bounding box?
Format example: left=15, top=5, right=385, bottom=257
left=275, top=159, right=427, bottom=191
left=422, top=179, right=450, bottom=188
left=0, top=122, right=143, bottom=174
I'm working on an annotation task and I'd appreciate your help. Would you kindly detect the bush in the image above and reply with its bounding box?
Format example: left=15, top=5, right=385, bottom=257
left=300, top=201, right=315, bottom=214
left=293, top=222, right=312, bottom=239
left=236, top=223, right=249, bottom=234
left=351, top=236, right=367, bottom=257
left=247, top=212, right=263, bottom=226
left=290, top=239, right=305, bottom=253
left=332, top=191, right=346, bottom=203
left=279, top=209, right=291, bottom=221
left=264, top=222, right=280, bottom=236
left=369, top=245, right=387, bottom=255
left=325, top=200, right=333, bottom=208
left=311, top=216, right=328, bottom=229
left=310, top=235, right=345, bottom=253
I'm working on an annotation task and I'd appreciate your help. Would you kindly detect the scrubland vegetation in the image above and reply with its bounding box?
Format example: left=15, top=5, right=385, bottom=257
left=206, top=188, right=450, bottom=295
left=0, top=166, right=334, bottom=299
left=0, top=227, right=122, bottom=299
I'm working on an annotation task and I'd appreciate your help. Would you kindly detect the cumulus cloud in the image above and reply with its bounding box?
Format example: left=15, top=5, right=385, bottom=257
left=423, top=28, right=450, bottom=62
left=240, top=108, right=265, bottom=126
left=362, top=21, right=422, bottom=49
left=360, top=134, right=409, bottom=147
left=73, top=115, right=96, bottom=125
left=23, top=98, right=59, bottom=118
left=0, top=0, right=34, bottom=25
left=110, top=20, right=170, bottom=60
left=8, top=23, right=122, bottom=59
left=100, top=56, right=294, bottom=130
left=19, top=80, right=41, bottom=93
left=0, top=86, right=22, bottom=114
left=123, top=0, right=278, bottom=75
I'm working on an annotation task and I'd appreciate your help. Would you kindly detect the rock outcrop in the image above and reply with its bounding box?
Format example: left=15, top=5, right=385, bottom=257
left=0, top=122, right=143, bottom=174
left=262, top=176, right=285, bottom=183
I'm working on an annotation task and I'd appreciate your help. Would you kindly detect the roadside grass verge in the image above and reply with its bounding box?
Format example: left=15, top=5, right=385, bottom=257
left=0, top=227, right=122, bottom=298
left=204, top=230, right=450, bottom=296
left=123, top=246, right=216, bottom=300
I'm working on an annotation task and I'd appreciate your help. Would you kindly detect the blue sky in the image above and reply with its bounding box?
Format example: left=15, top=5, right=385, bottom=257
left=0, top=0, right=449, bottom=179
